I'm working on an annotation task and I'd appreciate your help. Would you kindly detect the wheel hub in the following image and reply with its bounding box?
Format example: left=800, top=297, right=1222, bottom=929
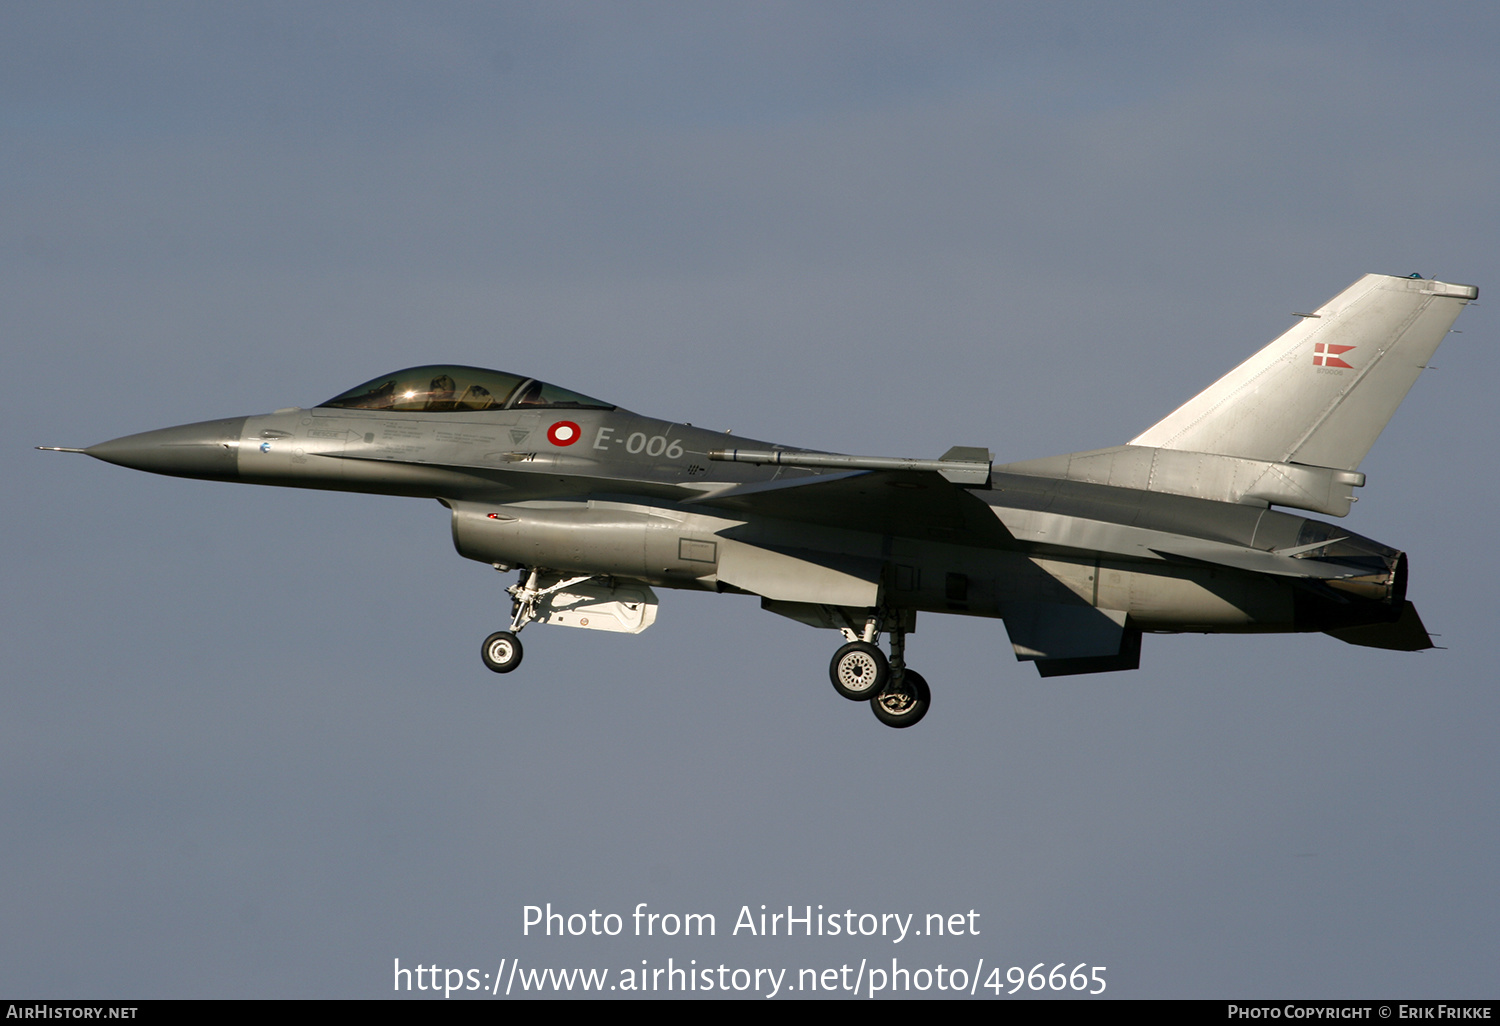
left=838, top=653, right=879, bottom=690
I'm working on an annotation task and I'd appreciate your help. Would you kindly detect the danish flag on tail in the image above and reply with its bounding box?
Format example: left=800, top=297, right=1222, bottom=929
left=1313, top=342, right=1355, bottom=368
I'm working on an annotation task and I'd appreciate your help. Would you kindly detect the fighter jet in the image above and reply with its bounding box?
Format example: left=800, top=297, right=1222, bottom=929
left=42, top=272, right=1477, bottom=728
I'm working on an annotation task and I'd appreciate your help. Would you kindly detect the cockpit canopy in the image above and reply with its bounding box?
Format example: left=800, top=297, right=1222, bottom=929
left=317, top=365, right=614, bottom=414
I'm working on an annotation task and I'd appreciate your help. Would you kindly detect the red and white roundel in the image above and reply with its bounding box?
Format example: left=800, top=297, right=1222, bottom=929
left=546, top=420, right=582, bottom=446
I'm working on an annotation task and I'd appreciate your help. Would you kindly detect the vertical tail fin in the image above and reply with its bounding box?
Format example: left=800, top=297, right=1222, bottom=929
left=1131, top=274, right=1477, bottom=472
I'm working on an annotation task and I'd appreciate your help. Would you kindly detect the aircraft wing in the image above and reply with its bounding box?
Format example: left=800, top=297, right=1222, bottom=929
left=685, top=469, right=1015, bottom=548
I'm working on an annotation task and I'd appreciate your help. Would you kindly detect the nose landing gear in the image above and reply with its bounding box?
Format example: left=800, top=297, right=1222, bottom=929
left=479, top=567, right=599, bottom=675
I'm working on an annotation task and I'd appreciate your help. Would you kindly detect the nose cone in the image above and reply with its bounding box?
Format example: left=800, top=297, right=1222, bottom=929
left=87, top=417, right=248, bottom=481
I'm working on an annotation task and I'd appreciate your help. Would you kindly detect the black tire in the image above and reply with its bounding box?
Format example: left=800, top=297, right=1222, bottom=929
left=481, top=631, right=524, bottom=673
left=829, top=641, right=889, bottom=701
left=871, top=670, right=930, bottom=728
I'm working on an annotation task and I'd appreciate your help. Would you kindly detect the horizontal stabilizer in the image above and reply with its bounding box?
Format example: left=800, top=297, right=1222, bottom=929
left=1325, top=601, right=1434, bottom=651
left=1132, top=274, right=1476, bottom=472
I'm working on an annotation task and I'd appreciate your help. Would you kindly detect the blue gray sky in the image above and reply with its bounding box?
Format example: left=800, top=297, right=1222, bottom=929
left=3, top=2, right=1497, bottom=999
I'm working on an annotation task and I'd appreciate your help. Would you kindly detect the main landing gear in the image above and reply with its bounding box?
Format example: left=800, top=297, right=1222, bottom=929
left=827, top=611, right=930, bottom=729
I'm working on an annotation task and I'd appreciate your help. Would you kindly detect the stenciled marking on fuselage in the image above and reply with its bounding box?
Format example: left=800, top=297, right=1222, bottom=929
left=593, top=427, right=685, bottom=459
